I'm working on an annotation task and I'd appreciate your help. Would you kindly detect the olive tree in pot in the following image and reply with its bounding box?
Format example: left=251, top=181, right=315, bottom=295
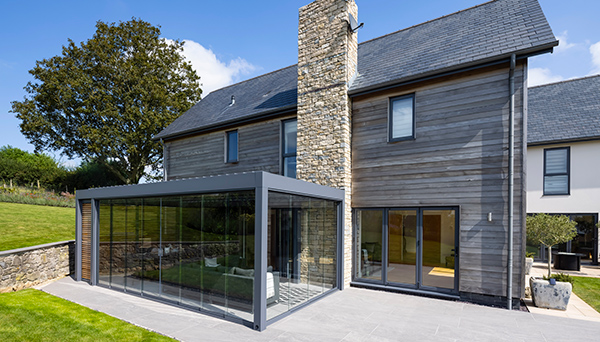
left=526, top=213, right=577, bottom=310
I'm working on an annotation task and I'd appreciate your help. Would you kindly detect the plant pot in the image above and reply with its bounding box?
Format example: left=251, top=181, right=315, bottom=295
left=525, top=257, right=533, bottom=275
left=529, top=277, right=572, bottom=310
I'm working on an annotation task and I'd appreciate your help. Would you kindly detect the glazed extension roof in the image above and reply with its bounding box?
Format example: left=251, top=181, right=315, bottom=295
left=528, top=74, right=600, bottom=145
left=156, top=0, right=557, bottom=140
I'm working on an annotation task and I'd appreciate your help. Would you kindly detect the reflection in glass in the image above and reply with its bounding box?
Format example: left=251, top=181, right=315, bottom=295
left=422, top=210, right=455, bottom=289
left=266, top=192, right=338, bottom=321
left=387, top=210, right=417, bottom=285
left=356, top=210, right=383, bottom=281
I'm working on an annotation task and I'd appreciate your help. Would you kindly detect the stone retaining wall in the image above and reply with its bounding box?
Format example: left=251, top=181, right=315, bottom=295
left=0, top=240, right=75, bottom=293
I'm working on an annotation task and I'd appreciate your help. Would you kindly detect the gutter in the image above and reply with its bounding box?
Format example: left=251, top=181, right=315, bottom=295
left=507, top=53, right=516, bottom=310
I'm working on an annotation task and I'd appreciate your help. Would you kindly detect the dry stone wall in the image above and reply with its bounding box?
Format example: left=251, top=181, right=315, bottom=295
left=0, top=241, right=74, bottom=293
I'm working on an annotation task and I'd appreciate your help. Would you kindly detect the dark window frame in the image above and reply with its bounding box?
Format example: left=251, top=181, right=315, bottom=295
left=281, top=118, right=297, bottom=178
left=225, top=130, right=239, bottom=163
left=388, top=94, right=416, bottom=142
left=543, top=146, right=570, bottom=196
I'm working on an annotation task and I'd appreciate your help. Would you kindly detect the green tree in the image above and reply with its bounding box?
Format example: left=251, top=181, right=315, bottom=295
left=0, top=145, right=65, bottom=188
left=526, top=213, right=577, bottom=278
left=11, top=18, right=202, bottom=184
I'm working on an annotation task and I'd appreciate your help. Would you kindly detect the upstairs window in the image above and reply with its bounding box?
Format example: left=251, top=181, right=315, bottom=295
left=226, top=130, right=238, bottom=163
left=544, top=147, right=569, bottom=195
left=282, top=119, right=297, bottom=178
left=388, top=94, right=416, bottom=142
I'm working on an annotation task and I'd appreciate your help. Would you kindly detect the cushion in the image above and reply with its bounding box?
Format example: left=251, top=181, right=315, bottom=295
left=234, top=267, right=255, bottom=277
left=205, top=257, right=219, bottom=267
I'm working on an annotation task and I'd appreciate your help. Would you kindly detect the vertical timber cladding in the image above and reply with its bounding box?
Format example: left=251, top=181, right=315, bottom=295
left=81, top=201, right=92, bottom=281
left=296, top=0, right=358, bottom=285
left=351, top=62, right=528, bottom=299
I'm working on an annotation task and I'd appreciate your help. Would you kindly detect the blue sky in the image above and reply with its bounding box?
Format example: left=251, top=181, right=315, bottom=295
left=1, top=0, right=599, bottom=166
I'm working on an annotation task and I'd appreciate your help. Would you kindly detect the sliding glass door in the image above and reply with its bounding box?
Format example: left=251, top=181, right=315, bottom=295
left=355, top=208, right=458, bottom=293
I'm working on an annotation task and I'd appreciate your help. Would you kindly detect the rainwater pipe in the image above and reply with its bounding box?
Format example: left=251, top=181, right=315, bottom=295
left=507, top=53, right=516, bottom=310
left=160, top=138, right=167, bottom=181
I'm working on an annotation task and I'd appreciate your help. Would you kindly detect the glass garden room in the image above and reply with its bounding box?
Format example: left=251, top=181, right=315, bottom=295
left=75, top=172, right=344, bottom=331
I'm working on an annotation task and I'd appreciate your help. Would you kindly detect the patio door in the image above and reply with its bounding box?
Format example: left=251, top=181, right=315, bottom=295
left=356, top=208, right=458, bottom=293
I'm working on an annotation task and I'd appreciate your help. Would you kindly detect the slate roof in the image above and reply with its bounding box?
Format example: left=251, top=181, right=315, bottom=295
left=156, top=0, right=557, bottom=140
left=528, top=74, right=600, bottom=145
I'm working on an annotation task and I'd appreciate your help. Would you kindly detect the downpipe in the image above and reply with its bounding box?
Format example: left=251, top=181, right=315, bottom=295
left=507, top=53, right=516, bottom=310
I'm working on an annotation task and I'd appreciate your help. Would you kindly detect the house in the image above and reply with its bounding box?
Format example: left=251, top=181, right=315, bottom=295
left=75, top=0, right=558, bottom=331
left=527, top=75, right=600, bottom=265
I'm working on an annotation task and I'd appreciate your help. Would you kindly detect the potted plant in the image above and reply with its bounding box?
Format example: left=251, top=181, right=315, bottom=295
left=526, top=213, right=577, bottom=310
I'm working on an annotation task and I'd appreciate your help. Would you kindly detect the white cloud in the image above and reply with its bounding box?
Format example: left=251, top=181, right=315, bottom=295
left=528, top=68, right=564, bottom=87
left=555, top=31, right=578, bottom=53
left=590, top=41, right=600, bottom=75
left=167, top=39, right=257, bottom=95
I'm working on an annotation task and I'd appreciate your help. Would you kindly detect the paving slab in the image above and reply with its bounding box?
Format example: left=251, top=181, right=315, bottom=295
left=41, top=276, right=600, bottom=342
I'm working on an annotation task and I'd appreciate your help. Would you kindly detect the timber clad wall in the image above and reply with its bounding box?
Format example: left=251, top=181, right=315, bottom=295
left=165, top=116, right=294, bottom=180
left=81, top=202, right=92, bottom=281
left=352, top=63, right=527, bottom=298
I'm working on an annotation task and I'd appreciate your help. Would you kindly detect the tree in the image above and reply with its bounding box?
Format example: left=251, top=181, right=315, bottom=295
left=11, top=18, right=202, bottom=184
left=0, top=145, right=65, bottom=188
left=526, top=213, right=577, bottom=278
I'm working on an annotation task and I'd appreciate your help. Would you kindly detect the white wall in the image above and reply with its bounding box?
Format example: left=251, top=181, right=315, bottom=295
left=527, top=140, right=600, bottom=216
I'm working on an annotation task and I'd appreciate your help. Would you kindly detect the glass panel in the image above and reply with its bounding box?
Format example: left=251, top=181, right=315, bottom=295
left=283, top=156, right=296, bottom=179
left=159, top=197, right=181, bottom=302
left=179, top=195, right=204, bottom=308
left=544, top=175, right=568, bottom=195
left=422, top=210, right=455, bottom=289
left=391, top=96, right=413, bottom=139
left=98, top=201, right=112, bottom=287
left=283, top=119, right=297, bottom=155
left=141, top=197, right=162, bottom=298
left=267, top=192, right=338, bottom=321
left=571, top=215, right=597, bottom=261
left=545, top=149, right=567, bottom=174
left=110, top=199, right=127, bottom=291
left=125, top=199, right=142, bottom=294
left=387, top=210, right=417, bottom=285
left=356, top=209, right=383, bottom=281
left=227, top=131, right=238, bottom=162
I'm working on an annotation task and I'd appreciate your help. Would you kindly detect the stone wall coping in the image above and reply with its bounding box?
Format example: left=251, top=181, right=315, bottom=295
left=0, top=240, right=75, bottom=257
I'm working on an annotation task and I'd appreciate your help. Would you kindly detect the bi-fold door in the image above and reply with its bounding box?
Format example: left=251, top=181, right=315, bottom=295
left=355, top=207, right=458, bottom=293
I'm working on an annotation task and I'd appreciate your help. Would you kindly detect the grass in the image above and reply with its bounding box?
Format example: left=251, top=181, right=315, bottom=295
left=0, top=289, right=175, bottom=341
left=0, top=186, right=75, bottom=208
left=572, top=276, right=600, bottom=313
left=0, top=202, right=75, bottom=251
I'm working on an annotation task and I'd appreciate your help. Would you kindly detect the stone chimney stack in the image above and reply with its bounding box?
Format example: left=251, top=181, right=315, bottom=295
left=296, top=0, right=358, bottom=285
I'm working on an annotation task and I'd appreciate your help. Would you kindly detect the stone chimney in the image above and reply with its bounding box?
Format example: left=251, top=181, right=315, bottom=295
left=296, top=0, right=358, bottom=285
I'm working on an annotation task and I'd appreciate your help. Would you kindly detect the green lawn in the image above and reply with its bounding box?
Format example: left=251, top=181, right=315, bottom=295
left=573, top=276, right=600, bottom=313
left=0, top=202, right=75, bottom=251
left=0, top=289, right=175, bottom=341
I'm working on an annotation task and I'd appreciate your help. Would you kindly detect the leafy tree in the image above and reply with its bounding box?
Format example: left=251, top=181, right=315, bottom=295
left=11, top=18, right=202, bottom=184
left=0, top=145, right=65, bottom=187
left=526, top=213, right=577, bottom=278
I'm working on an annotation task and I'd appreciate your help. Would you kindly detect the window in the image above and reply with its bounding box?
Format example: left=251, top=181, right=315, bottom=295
left=544, top=147, right=569, bottom=195
left=388, top=94, right=415, bottom=142
left=282, top=119, right=297, bottom=178
left=226, top=130, right=238, bottom=163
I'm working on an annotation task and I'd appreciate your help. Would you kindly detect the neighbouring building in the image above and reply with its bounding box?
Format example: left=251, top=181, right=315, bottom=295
left=527, top=75, right=600, bottom=265
left=76, top=0, right=558, bottom=331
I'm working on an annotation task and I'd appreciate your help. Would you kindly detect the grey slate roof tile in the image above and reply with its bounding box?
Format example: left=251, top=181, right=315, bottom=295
left=528, top=74, right=600, bottom=145
left=156, top=0, right=557, bottom=140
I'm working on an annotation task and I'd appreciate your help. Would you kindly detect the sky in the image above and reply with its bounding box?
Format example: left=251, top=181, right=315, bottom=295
left=1, top=0, right=599, bottom=166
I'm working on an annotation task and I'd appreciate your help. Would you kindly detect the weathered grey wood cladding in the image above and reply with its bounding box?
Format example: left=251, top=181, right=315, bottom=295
left=165, top=115, right=295, bottom=180
left=351, top=62, right=527, bottom=298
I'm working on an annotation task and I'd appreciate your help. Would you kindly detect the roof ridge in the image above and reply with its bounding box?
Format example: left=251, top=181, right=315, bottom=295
left=529, top=73, right=600, bottom=89
left=358, top=0, right=500, bottom=46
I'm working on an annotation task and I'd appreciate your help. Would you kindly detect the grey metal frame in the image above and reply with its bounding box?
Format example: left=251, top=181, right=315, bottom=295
left=388, top=93, right=416, bottom=142
left=75, top=171, right=344, bottom=331
left=352, top=206, right=460, bottom=296
left=543, top=146, right=570, bottom=196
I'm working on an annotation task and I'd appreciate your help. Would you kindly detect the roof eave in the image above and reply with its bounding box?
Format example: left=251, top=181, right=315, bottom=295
left=153, top=104, right=297, bottom=142
left=348, top=41, right=558, bottom=97
left=528, top=136, right=600, bottom=147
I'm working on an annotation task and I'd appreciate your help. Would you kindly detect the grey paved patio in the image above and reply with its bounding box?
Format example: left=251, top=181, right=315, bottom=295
left=41, top=277, right=600, bottom=342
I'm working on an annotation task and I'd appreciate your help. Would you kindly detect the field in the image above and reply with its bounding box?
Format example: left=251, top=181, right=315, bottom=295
left=0, top=202, right=74, bottom=251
